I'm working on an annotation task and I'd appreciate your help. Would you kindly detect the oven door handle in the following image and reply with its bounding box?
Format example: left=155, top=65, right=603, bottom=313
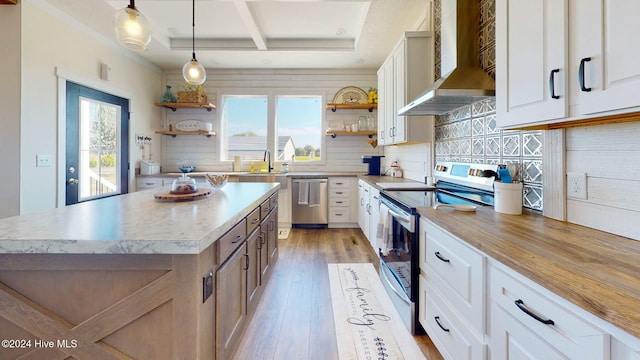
left=387, top=208, right=415, bottom=232
left=380, top=261, right=411, bottom=305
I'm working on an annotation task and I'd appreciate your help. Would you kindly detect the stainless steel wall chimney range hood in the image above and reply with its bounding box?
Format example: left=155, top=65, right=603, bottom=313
left=398, top=0, right=495, bottom=116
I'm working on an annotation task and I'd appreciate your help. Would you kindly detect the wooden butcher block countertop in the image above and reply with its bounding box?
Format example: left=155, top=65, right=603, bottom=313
left=417, top=205, right=640, bottom=339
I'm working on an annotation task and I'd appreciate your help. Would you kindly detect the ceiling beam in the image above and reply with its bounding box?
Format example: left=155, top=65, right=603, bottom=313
left=232, top=0, right=268, bottom=50
left=170, top=38, right=354, bottom=51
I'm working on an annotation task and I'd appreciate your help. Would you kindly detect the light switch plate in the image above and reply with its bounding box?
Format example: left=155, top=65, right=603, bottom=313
left=36, top=154, right=52, bottom=167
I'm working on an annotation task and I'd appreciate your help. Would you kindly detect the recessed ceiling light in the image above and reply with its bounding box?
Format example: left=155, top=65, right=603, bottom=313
left=335, top=28, right=346, bottom=36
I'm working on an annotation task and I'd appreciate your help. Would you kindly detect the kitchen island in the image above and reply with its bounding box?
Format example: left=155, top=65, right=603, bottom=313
left=0, top=182, right=279, bottom=360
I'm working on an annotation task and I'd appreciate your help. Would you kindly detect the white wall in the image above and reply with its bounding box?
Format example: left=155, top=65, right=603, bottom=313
left=383, top=143, right=433, bottom=182
left=157, top=70, right=383, bottom=173
left=0, top=3, right=21, bottom=218
left=17, top=2, right=162, bottom=214
left=566, top=122, right=640, bottom=240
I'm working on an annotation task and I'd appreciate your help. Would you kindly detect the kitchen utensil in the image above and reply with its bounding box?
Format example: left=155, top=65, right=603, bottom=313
left=498, top=167, right=512, bottom=183
left=479, top=169, right=498, bottom=179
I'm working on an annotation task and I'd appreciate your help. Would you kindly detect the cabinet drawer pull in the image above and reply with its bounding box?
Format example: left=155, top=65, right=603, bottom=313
left=578, top=57, right=592, bottom=92
left=232, top=235, right=243, bottom=244
left=335, top=191, right=344, bottom=195
left=269, top=220, right=275, bottom=231
left=335, top=182, right=344, bottom=185
left=251, top=218, right=260, bottom=224
left=514, top=299, right=555, bottom=325
left=335, top=201, right=344, bottom=204
left=243, top=254, right=250, bottom=271
left=434, top=251, right=450, bottom=263
left=260, top=231, right=266, bottom=246
left=434, top=316, right=450, bottom=332
left=549, top=69, right=560, bottom=99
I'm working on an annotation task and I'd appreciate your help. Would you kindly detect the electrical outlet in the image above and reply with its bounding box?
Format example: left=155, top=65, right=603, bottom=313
left=567, top=172, right=587, bottom=200
left=36, top=154, right=52, bottom=167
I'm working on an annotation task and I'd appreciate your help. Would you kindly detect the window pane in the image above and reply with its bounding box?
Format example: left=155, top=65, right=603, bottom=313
left=79, top=97, right=119, bottom=200
left=223, top=96, right=268, bottom=161
left=276, top=96, right=322, bottom=162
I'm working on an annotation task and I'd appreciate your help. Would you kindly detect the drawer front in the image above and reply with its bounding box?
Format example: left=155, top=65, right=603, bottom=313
left=246, top=207, right=261, bottom=235
left=260, top=198, right=272, bottom=220
left=491, top=301, right=568, bottom=360
left=136, top=178, right=163, bottom=189
left=425, top=287, right=486, bottom=360
left=329, top=177, right=352, bottom=189
left=424, top=221, right=485, bottom=334
left=329, top=198, right=351, bottom=207
left=329, top=188, right=349, bottom=198
left=217, top=218, right=247, bottom=263
left=489, top=263, right=607, bottom=359
left=329, top=208, right=351, bottom=223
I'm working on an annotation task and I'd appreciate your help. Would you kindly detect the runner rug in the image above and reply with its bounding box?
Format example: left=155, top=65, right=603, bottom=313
left=328, top=263, right=425, bottom=360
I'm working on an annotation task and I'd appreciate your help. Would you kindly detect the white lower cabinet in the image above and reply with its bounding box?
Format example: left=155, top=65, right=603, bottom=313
left=426, top=284, right=486, bottom=360
left=489, top=261, right=608, bottom=360
left=612, top=336, right=640, bottom=360
left=419, top=218, right=486, bottom=360
left=136, top=176, right=169, bottom=190
left=357, top=179, right=380, bottom=253
left=417, top=218, right=640, bottom=360
left=328, top=177, right=357, bottom=227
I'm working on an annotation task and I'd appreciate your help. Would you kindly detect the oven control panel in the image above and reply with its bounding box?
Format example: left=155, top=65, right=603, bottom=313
left=434, top=162, right=498, bottom=192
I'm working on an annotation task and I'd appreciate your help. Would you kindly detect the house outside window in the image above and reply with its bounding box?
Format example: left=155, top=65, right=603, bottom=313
left=221, top=93, right=323, bottom=165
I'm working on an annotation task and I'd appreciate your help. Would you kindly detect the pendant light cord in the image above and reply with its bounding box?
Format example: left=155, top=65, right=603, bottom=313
left=128, top=0, right=135, bottom=10
left=191, top=0, right=196, bottom=61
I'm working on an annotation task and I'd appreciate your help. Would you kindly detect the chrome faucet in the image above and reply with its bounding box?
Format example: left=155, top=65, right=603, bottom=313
left=263, top=149, right=274, bottom=173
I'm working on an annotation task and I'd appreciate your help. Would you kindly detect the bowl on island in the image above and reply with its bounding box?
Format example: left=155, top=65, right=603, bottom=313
left=179, top=165, right=196, bottom=173
left=205, top=174, right=228, bottom=191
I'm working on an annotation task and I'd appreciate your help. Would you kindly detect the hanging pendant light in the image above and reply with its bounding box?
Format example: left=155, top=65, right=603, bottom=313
left=183, top=0, right=206, bottom=85
left=114, top=0, right=151, bottom=51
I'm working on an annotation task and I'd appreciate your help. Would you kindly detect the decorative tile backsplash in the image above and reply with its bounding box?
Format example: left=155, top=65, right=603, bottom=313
left=432, top=0, right=543, bottom=211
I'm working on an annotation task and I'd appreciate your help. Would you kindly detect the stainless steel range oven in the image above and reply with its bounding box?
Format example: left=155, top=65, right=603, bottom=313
left=377, top=162, right=498, bottom=335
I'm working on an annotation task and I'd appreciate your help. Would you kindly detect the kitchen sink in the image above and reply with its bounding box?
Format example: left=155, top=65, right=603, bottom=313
left=237, top=173, right=288, bottom=189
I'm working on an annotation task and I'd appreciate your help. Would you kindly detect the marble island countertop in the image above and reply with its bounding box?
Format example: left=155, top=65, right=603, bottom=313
left=0, top=183, right=278, bottom=255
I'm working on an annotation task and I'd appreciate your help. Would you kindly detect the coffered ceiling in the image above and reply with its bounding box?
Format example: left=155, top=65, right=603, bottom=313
left=43, top=0, right=428, bottom=70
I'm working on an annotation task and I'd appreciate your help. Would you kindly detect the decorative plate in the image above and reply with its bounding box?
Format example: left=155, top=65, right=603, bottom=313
left=332, top=86, right=368, bottom=104
left=174, top=119, right=203, bottom=132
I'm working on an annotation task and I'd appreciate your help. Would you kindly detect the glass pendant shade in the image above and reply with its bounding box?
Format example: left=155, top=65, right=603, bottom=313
left=182, top=0, right=207, bottom=85
left=114, top=4, right=151, bottom=51
left=183, top=58, right=206, bottom=85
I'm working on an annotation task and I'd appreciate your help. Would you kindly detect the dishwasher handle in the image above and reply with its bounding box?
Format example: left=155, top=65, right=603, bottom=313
left=292, top=179, right=328, bottom=183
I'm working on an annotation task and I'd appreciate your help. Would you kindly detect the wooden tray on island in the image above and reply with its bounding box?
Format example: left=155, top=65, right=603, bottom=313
left=154, top=188, right=212, bottom=201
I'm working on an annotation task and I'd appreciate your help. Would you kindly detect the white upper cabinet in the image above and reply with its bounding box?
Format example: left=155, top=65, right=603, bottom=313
left=497, top=0, right=640, bottom=128
left=377, top=32, right=434, bottom=145
left=570, top=0, right=640, bottom=116
left=496, top=0, right=568, bottom=127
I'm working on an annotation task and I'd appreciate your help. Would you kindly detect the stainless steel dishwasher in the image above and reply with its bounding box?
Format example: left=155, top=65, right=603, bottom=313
left=291, top=178, right=328, bottom=227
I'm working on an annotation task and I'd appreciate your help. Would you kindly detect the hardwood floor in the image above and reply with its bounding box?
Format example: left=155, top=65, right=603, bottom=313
left=232, top=227, right=443, bottom=360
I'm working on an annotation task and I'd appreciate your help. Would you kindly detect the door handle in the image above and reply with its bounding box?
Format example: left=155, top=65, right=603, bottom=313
left=549, top=69, right=560, bottom=99
left=68, top=178, right=79, bottom=185
left=578, top=57, right=592, bottom=92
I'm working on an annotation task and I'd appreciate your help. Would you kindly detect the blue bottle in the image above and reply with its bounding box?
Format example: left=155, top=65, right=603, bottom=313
left=160, top=86, right=177, bottom=103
